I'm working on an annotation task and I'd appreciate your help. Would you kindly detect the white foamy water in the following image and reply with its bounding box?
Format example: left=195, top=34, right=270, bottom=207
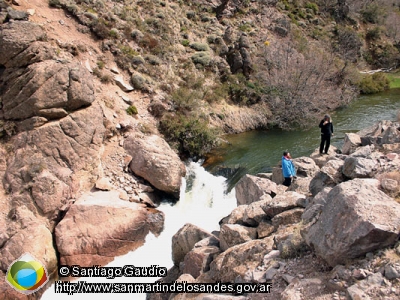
left=41, top=161, right=236, bottom=300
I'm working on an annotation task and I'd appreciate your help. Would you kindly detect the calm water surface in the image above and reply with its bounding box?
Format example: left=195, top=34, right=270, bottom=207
left=204, top=89, right=400, bottom=189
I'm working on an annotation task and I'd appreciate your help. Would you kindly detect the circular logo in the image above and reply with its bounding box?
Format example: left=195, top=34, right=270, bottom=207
left=6, top=253, right=49, bottom=295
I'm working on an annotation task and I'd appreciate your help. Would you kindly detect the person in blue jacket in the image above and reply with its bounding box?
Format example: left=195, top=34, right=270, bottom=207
left=282, top=151, right=296, bottom=187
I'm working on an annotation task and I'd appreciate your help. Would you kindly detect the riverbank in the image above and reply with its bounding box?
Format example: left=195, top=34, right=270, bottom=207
left=151, top=119, right=400, bottom=300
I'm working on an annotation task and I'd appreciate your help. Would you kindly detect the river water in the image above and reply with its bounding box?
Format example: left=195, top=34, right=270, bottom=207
left=204, top=88, right=400, bottom=190
left=41, top=89, right=400, bottom=300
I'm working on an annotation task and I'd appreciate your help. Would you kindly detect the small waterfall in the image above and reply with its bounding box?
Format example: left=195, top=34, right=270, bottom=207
left=41, top=161, right=236, bottom=300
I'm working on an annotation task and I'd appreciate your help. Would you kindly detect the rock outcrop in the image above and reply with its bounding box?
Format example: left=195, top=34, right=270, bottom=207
left=235, top=174, right=277, bottom=205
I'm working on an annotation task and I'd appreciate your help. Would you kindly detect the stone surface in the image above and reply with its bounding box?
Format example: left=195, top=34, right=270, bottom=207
left=271, top=208, right=304, bottom=227
left=262, top=191, right=305, bottom=218
left=235, top=174, right=277, bottom=206
left=342, top=156, right=377, bottom=179
left=182, top=246, right=220, bottom=278
left=219, top=224, right=257, bottom=251
left=302, top=179, right=400, bottom=266
left=309, top=158, right=345, bottom=196
left=172, top=223, right=214, bottom=266
left=209, top=237, right=274, bottom=282
left=55, top=191, right=160, bottom=266
left=124, top=134, right=186, bottom=197
left=293, top=156, right=320, bottom=178
left=342, top=133, right=362, bottom=155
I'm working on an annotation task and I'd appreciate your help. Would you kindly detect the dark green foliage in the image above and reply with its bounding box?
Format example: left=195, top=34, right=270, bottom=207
left=358, top=73, right=390, bottom=94
left=366, top=27, right=382, bottom=41
left=159, top=113, right=217, bottom=157
left=361, top=3, right=386, bottom=24
left=126, top=105, right=138, bottom=115
left=226, top=74, right=264, bottom=106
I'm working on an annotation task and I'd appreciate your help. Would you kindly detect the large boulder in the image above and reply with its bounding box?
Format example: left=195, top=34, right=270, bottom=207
left=209, top=237, right=274, bottom=282
left=235, top=174, right=277, bottom=206
left=342, top=156, right=377, bottom=179
left=219, top=224, right=257, bottom=251
left=342, top=133, right=362, bottom=155
left=124, top=134, right=186, bottom=197
left=262, top=191, right=306, bottom=218
left=55, top=191, right=162, bottom=266
left=302, top=179, right=400, bottom=266
left=309, top=158, right=345, bottom=196
left=182, top=246, right=220, bottom=279
left=172, top=223, right=214, bottom=266
left=293, top=156, right=320, bottom=178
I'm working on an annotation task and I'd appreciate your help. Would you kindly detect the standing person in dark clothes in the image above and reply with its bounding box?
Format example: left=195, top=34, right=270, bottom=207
left=319, top=114, right=334, bottom=155
left=281, top=151, right=296, bottom=187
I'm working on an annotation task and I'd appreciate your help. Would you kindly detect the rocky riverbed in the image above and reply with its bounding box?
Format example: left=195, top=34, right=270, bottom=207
left=150, top=120, right=400, bottom=300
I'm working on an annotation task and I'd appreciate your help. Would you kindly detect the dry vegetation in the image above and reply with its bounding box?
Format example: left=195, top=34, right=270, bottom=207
left=42, top=0, right=400, bottom=157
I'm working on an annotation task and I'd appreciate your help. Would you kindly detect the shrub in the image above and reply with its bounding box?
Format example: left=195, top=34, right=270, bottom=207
left=358, top=73, right=390, bottom=94
left=159, top=113, right=218, bottom=157
left=181, top=39, right=190, bottom=47
left=131, top=74, right=147, bottom=90
left=126, top=105, right=138, bottom=115
left=305, top=2, right=318, bottom=14
left=366, top=27, right=382, bottom=41
left=190, top=42, right=209, bottom=51
left=191, top=52, right=211, bottom=66
left=361, top=3, right=386, bottom=24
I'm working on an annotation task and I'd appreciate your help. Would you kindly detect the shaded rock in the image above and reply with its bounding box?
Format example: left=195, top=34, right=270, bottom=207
left=194, top=236, right=220, bottom=249
left=271, top=208, right=304, bottom=228
left=309, top=158, right=345, bottom=196
left=55, top=191, right=156, bottom=266
left=257, top=220, right=275, bottom=238
left=209, top=237, right=274, bottom=282
left=342, top=156, right=377, bottom=179
left=302, top=187, right=331, bottom=224
left=281, top=278, right=325, bottom=300
left=146, top=208, right=165, bottom=237
left=243, top=200, right=269, bottom=226
left=287, top=176, right=312, bottom=195
left=172, top=223, right=213, bottom=266
left=124, top=134, right=186, bottom=197
left=262, top=191, right=306, bottom=218
left=219, top=224, right=257, bottom=251
left=182, top=246, right=220, bottom=278
left=342, top=133, right=362, bottom=155
left=347, top=272, right=384, bottom=300
left=219, top=205, right=247, bottom=226
left=271, top=166, right=284, bottom=184
left=302, top=179, right=400, bottom=266
left=384, top=263, right=400, bottom=280
left=235, top=174, right=277, bottom=206
left=382, top=124, right=400, bottom=144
